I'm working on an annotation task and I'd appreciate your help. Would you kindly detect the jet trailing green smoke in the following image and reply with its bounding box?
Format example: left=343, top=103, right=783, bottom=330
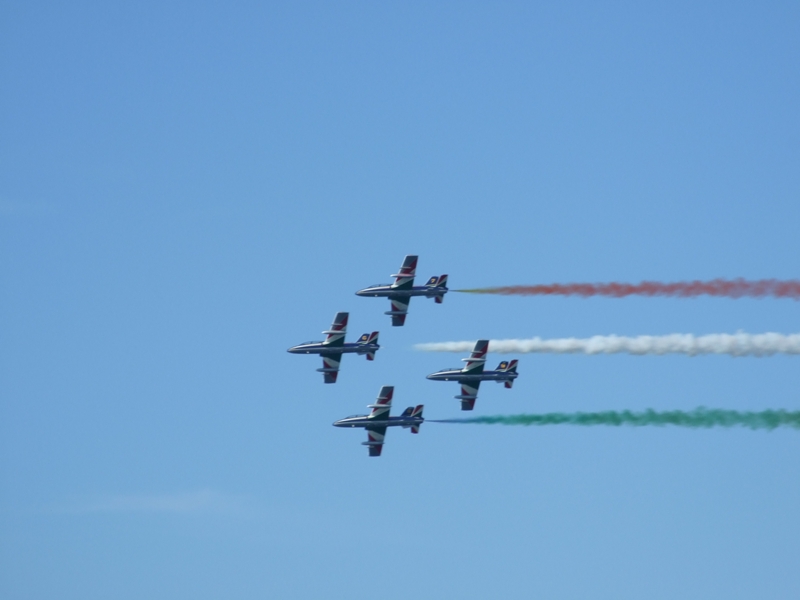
left=431, top=408, right=800, bottom=430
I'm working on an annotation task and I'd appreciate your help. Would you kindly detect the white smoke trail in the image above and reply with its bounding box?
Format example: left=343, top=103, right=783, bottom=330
left=415, top=332, right=800, bottom=357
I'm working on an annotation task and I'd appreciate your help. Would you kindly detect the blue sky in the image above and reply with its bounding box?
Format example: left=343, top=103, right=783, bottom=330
left=2, top=2, right=799, bottom=598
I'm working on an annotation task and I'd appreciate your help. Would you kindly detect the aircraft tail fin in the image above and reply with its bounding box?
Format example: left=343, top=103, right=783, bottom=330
left=411, top=404, right=424, bottom=434
left=410, top=405, right=424, bottom=433
left=460, top=398, right=476, bottom=411
left=426, top=274, right=448, bottom=303
left=424, top=274, right=448, bottom=286
left=495, top=359, right=518, bottom=388
left=357, top=331, right=379, bottom=361
left=506, top=359, right=519, bottom=388
left=496, top=359, right=518, bottom=372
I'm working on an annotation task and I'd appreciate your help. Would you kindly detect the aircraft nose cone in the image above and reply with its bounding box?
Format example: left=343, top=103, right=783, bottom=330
left=287, top=346, right=299, bottom=353
left=332, top=420, right=344, bottom=427
left=355, top=289, right=367, bottom=296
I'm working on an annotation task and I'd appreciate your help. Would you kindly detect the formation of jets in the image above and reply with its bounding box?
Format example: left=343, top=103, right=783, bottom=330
left=288, top=255, right=521, bottom=456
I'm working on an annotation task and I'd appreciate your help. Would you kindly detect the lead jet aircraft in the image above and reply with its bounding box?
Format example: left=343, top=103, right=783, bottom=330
left=356, top=255, right=448, bottom=326
left=426, top=340, right=519, bottom=411
left=287, top=312, right=379, bottom=383
left=333, top=386, right=424, bottom=456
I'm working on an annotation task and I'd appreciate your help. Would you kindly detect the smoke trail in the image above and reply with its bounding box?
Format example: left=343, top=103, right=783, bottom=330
left=457, top=279, right=800, bottom=299
left=430, top=408, right=800, bottom=430
left=415, top=332, right=800, bottom=356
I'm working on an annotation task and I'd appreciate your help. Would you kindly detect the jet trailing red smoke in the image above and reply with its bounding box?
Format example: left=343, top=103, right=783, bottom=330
left=458, top=279, right=800, bottom=299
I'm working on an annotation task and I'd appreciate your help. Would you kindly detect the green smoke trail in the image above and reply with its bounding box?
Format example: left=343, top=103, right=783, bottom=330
left=431, top=408, right=800, bottom=430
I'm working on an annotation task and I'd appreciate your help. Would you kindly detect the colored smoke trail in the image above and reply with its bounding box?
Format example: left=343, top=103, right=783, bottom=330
left=431, top=408, right=800, bottom=430
left=415, top=332, right=800, bottom=356
left=457, top=279, right=800, bottom=299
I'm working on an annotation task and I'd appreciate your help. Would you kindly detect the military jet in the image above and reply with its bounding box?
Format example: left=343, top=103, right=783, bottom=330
left=426, top=340, right=519, bottom=410
left=287, top=312, right=379, bottom=383
left=333, top=386, right=424, bottom=456
left=356, top=255, right=448, bottom=326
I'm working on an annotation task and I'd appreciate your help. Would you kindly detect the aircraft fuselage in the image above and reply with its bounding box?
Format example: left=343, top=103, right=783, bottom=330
left=426, top=369, right=519, bottom=383
left=355, top=284, right=448, bottom=299
left=333, top=415, right=424, bottom=428
left=287, top=341, right=380, bottom=355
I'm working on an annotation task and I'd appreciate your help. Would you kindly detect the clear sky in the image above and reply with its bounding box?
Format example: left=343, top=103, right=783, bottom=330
left=2, top=2, right=799, bottom=599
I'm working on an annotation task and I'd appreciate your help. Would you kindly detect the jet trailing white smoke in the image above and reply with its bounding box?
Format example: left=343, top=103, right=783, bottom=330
left=415, top=332, right=800, bottom=357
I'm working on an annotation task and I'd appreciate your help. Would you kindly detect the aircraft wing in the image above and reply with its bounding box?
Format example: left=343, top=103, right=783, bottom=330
left=391, top=255, right=417, bottom=290
left=386, top=297, right=410, bottom=327
left=322, top=312, right=348, bottom=347
left=461, top=340, right=488, bottom=375
left=363, top=385, right=393, bottom=455
left=364, top=424, right=388, bottom=457
left=319, top=352, right=342, bottom=384
left=455, top=381, right=481, bottom=411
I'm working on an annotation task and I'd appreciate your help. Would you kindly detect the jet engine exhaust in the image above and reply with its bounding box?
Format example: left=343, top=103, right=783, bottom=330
left=456, top=279, right=800, bottom=300
left=415, top=332, right=800, bottom=357
left=430, top=407, right=800, bottom=430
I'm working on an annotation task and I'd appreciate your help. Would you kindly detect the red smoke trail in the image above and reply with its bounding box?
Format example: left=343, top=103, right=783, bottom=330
left=458, top=279, right=800, bottom=299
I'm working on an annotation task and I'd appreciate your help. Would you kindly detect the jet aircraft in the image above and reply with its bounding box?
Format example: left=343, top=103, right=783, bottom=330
left=287, top=312, right=379, bottom=383
left=426, top=340, right=519, bottom=410
left=356, top=255, right=448, bottom=326
left=333, top=386, right=424, bottom=456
